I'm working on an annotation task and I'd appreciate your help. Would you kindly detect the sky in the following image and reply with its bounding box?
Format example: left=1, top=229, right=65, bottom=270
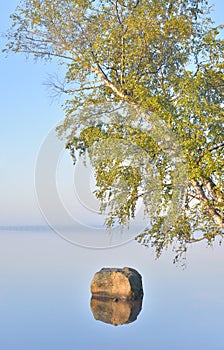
left=0, top=1, right=66, bottom=225
left=0, top=0, right=223, bottom=226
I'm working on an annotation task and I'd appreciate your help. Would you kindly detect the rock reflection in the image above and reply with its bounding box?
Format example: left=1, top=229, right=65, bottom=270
left=90, top=296, right=143, bottom=326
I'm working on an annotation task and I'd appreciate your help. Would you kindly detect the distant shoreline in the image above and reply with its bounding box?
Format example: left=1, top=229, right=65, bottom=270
left=0, top=225, right=52, bottom=232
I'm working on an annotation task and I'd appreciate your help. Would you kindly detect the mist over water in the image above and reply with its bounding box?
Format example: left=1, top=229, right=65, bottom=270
left=0, top=228, right=224, bottom=350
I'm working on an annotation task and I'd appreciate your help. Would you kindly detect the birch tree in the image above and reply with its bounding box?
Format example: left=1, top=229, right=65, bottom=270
left=5, top=0, right=224, bottom=261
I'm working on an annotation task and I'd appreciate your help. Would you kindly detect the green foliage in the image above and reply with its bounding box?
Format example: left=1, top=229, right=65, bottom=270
left=5, top=0, right=224, bottom=262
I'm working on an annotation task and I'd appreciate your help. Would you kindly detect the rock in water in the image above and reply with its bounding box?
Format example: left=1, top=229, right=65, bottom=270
left=90, top=267, right=143, bottom=301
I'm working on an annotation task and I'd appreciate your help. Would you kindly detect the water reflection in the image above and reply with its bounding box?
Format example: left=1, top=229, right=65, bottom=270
left=90, top=296, right=143, bottom=326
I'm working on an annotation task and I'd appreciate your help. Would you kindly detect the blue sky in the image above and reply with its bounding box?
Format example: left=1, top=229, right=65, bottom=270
left=0, top=1, right=65, bottom=225
left=0, top=0, right=223, bottom=226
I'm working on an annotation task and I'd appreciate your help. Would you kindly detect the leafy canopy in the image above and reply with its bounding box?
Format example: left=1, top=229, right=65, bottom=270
left=5, top=0, right=224, bottom=262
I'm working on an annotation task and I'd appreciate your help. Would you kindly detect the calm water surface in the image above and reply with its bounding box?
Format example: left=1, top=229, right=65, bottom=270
left=0, top=228, right=224, bottom=350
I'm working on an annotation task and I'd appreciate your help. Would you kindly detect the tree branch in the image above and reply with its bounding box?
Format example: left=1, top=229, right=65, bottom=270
left=89, top=63, right=135, bottom=103
left=204, top=177, right=224, bottom=203
left=14, top=49, right=74, bottom=61
left=192, top=180, right=224, bottom=229
left=209, top=142, right=224, bottom=153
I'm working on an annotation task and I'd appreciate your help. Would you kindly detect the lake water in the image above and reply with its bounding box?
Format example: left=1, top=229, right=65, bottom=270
left=0, top=228, right=224, bottom=350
